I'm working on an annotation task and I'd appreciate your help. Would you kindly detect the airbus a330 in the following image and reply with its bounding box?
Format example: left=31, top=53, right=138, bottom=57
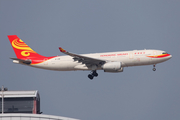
left=8, top=35, right=172, bottom=80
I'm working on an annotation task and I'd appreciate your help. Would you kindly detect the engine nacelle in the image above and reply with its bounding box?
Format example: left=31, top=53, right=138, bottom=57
left=102, top=62, right=123, bottom=73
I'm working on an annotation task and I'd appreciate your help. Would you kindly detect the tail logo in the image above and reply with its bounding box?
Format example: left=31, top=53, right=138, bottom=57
left=12, top=38, right=36, bottom=57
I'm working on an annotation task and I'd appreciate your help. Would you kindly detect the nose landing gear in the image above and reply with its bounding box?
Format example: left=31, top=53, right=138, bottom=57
left=153, top=65, right=156, bottom=71
left=88, top=70, right=98, bottom=80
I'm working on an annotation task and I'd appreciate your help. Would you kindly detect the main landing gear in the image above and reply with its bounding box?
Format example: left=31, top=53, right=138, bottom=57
left=88, top=70, right=98, bottom=80
left=153, top=64, right=156, bottom=71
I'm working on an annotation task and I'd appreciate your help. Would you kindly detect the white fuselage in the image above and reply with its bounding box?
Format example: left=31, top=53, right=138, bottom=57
left=30, top=49, right=172, bottom=71
left=8, top=35, right=172, bottom=79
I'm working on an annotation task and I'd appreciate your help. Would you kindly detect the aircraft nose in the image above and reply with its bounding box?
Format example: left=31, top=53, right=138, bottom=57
left=167, top=54, right=172, bottom=60
left=170, top=54, right=172, bottom=58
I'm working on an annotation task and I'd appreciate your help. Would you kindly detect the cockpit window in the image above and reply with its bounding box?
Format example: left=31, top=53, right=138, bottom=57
left=162, top=52, right=168, bottom=54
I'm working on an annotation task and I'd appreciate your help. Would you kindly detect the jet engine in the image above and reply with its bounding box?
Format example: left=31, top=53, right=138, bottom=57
left=102, top=62, right=123, bottom=73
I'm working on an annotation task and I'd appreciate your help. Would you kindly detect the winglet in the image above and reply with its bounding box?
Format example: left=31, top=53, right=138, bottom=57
left=59, top=47, right=67, bottom=53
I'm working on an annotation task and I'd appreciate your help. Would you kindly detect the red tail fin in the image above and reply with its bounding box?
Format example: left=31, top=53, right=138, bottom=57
left=8, top=35, right=44, bottom=59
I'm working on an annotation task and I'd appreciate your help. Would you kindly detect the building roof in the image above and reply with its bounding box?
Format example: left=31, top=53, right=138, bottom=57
left=0, top=113, right=80, bottom=120
left=0, top=91, right=38, bottom=98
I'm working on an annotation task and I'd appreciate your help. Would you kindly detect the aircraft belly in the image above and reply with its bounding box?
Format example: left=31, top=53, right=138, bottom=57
left=117, top=56, right=152, bottom=67
left=32, top=61, right=78, bottom=71
left=74, top=64, right=89, bottom=70
left=133, top=56, right=152, bottom=65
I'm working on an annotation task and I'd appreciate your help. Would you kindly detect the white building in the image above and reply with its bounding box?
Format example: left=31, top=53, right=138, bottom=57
left=0, top=114, right=80, bottom=120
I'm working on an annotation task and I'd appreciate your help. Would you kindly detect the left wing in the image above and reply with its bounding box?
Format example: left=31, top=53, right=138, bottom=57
left=59, top=47, right=106, bottom=66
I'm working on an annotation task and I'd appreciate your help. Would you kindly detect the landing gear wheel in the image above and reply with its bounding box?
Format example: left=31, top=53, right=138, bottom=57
left=88, top=74, right=94, bottom=80
left=152, top=64, right=156, bottom=71
left=88, top=70, right=98, bottom=79
left=92, top=71, right=98, bottom=77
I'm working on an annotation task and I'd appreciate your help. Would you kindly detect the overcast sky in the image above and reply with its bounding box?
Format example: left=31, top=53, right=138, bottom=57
left=0, top=0, right=180, bottom=120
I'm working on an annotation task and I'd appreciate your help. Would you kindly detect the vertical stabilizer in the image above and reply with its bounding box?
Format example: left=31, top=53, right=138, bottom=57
left=8, top=35, right=44, bottom=59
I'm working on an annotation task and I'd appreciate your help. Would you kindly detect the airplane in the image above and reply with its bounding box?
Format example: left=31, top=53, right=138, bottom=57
left=8, top=35, right=172, bottom=80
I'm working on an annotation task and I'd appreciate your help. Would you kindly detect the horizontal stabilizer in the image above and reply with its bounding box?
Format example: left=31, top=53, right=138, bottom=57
left=10, top=58, right=31, bottom=65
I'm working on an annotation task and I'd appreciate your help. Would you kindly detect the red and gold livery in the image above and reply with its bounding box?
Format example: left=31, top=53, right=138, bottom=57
left=8, top=35, right=54, bottom=65
left=147, top=53, right=171, bottom=58
left=8, top=35, right=172, bottom=80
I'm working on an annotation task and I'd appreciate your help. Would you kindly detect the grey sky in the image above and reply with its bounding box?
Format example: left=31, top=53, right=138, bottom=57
left=0, top=0, right=180, bottom=120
